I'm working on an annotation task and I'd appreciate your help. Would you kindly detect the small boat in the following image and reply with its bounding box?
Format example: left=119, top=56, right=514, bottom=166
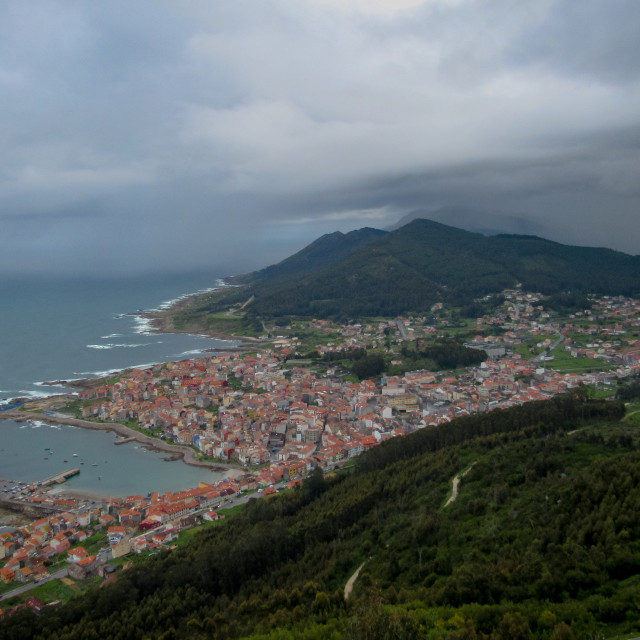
left=80, top=462, right=84, bottom=465
left=91, top=463, right=98, bottom=467
left=63, top=460, right=68, bottom=463
left=43, top=457, right=48, bottom=460
left=73, top=453, right=78, bottom=457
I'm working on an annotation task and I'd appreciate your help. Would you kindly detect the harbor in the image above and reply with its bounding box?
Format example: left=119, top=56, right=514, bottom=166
left=0, top=418, right=226, bottom=501
left=38, top=467, right=81, bottom=487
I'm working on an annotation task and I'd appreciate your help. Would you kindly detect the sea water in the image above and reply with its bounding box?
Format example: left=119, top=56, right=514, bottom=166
left=0, top=271, right=236, bottom=495
left=1, top=419, right=222, bottom=496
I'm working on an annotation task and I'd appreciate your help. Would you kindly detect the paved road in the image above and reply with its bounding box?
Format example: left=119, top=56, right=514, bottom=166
left=0, top=567, right=68, bottom=601
left=533, top=333, right=565, bottom=363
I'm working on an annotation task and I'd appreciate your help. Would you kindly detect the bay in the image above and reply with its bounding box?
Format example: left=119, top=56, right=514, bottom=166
left=0, top=271, right=235, bottom=496
left=0, top=271, right=237, bottom=402
left=0, top=419, right=223, bottom=497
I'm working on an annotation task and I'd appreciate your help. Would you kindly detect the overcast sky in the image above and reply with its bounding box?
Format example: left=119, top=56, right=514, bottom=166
left=2, top=0, right=639, bottom=277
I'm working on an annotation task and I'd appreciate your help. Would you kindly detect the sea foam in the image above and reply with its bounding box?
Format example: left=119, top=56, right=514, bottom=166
left=18, top=389, right=67, bottom=399
left=87, top=343, right=154, bottom=350
left=180, top=349, right=204, bottom=356
left=132, top=317, right=155, bottom=335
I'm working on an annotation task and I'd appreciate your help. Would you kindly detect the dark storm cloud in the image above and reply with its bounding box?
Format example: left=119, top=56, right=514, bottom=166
left=1, top=0, right=639, bottom=277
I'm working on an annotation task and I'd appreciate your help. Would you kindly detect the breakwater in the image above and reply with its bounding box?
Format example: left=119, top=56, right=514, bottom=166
left=1, top=411, right=239, bottom=473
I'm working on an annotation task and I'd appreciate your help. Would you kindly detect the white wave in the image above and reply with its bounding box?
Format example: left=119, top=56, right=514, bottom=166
left=74, top=361, right=163, bottom=378
left=132, top=316, right=155, bottom=335
left=34, top=377, right=85, bottom=386
left=101, top=333, right=123, bottom=339
left=18, top=389, right=67, bottom=399
left=28, top=419, right=61, bottom=430
left=180, top=349, right=204, bottom=356
left=115, top=343, right=155, bottom=348
left=147, top=282, right=226, bottom=313
left=34, top=382, right=67, bottom=390
left=87, top=343, right=154, bottom=350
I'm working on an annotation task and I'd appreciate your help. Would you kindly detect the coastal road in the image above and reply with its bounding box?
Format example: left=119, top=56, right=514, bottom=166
left=0, top=567, right=68, bottom=602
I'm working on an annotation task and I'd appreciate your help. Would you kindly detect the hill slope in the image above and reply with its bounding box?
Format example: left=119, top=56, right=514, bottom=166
left=235, top=227, right=387, bottom=284
left=4, top=396, right=640, bottom=639
left=180, top=218, right=640, bottom=322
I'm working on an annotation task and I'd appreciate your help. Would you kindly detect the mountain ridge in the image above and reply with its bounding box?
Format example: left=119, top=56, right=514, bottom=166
left=205, top=218, right=640, bottom=321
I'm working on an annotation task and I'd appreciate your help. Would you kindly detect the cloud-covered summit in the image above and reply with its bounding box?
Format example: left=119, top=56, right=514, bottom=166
left=2, top=0, right=639, bottom=276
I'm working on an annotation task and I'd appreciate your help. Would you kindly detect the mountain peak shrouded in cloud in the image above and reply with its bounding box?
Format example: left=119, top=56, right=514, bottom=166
left=387, top=207, right=559, bottom=240
left=1, top=1, right=639, bottom=276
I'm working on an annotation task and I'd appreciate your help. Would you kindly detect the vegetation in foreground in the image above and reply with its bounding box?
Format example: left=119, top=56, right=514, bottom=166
left=2, top=395, right=640, bottom=639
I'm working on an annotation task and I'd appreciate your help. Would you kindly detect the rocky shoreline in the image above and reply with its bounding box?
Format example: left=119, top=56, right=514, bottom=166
left=140, top=281, right=263, bottom=345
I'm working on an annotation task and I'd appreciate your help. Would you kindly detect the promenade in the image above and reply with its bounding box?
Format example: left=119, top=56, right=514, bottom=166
left=0, top=411, right=241, bottom=475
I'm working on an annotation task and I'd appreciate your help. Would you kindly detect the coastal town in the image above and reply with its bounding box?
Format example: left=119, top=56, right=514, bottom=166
left=1, top=288, right=640, bottom=609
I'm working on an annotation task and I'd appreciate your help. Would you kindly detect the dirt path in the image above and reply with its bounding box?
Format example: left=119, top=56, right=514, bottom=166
left=569, top=409, right=640, bottom=435
left=344, top=562, right=366, bottom=600
left=444, top=461, right=477, bottom=508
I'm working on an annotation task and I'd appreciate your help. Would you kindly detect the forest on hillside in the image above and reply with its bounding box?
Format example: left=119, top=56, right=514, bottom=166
left=171, top=220, right=640, bottom=326
left=3, top=395, right=640, bottom=639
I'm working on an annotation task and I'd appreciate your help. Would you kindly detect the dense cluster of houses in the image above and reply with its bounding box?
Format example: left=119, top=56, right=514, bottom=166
left=0, top=475, right=264, bottom=587
left=2, top=291, right=639, bottom=595
left=73, top=293, right=640, bottom=460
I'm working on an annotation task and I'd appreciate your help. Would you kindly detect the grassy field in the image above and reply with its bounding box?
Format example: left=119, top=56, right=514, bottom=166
left=1, top=574, right=102, bottom=607
left=546, top=344, right=615, bottom=373
left=78, top=531, right=108, bottom=555
left=172, top=308, right=261, bottom=338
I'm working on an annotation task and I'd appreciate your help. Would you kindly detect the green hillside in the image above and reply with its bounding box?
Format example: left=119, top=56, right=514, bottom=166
left=174, top=219, right=640, bottom=324
left=237, top=227, right=387, bottom=283
left=5, top=395, right=640, bottom=639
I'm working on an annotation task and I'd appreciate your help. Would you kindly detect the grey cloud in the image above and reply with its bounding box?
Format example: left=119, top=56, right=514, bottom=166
left=508, top=0, right=640, bottom=84
left=1, top=0, right=639, bottom=279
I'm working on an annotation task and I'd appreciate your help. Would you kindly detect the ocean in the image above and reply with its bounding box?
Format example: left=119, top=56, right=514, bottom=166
left=0, top=271, right=237, bottom=497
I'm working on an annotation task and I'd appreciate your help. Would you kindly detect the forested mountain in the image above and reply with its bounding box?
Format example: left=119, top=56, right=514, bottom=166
left=234, top=227, right=387, bottom=284
left=4, top=395, right=640, bottom=639
left=177, top=218, right=640, bottom=322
